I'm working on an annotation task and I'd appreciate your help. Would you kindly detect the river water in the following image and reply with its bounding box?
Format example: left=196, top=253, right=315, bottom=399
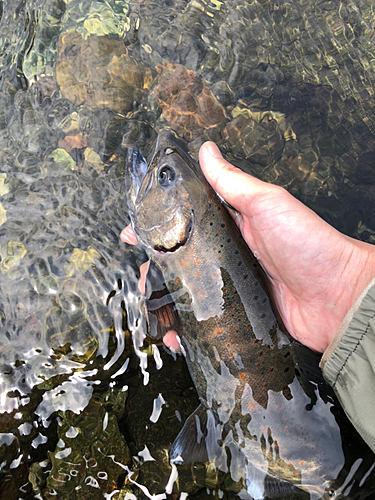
left=0, top=0, right=375, bottom=498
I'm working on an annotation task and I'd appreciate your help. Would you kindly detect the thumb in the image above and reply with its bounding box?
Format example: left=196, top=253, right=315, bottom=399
left=199, top=142, right=273, bottom=214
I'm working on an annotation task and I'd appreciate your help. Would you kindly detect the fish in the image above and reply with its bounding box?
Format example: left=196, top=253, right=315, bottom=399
left=125, top=130, right=375, bottom=499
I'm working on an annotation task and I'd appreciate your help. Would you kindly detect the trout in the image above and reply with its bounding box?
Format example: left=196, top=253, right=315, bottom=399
left=125, top=130, right=372, bottom=499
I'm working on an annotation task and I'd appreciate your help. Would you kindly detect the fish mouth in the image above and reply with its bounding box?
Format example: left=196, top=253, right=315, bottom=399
left=153, top=212, right=193, bottom=253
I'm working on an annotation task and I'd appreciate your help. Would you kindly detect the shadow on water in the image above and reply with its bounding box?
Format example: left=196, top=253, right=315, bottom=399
left=0, top=0, right=374, bottom=498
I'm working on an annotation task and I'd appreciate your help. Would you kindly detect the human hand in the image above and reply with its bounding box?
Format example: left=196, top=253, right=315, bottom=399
left=120, top=227, right=182, bottom=352
left=122, top=141, right=375, bottom=354
left=199, top=142, right=375, bottom=352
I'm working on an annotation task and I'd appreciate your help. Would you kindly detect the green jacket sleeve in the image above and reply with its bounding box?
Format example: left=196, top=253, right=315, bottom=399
left=320, top=277, right=375, bottom=453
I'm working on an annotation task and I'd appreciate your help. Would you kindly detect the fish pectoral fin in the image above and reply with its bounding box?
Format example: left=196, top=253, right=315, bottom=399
left=145, top=260, right=178, bottom=339
left=263, top=475, right=307, bottom=499
left=170, top=404, right=221, bottom=465
left=245, top=462, right=307, bottom=500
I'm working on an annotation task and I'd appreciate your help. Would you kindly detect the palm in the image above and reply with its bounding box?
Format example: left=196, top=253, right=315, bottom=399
left=235, top=187, right=353, bottom=351
left=199, top=143, right=375, bottom=352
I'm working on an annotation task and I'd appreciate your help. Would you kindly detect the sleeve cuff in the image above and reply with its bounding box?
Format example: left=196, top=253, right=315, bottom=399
left=320, top=276, right=375, bottom=370
left=320, top=276, right=375, bottom=453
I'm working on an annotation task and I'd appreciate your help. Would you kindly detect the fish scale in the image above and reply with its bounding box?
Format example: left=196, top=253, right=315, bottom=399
left=125, top=129, right=375, bottom=499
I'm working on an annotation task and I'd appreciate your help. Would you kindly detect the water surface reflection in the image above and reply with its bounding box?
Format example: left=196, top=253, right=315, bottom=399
left=0, top=0, right=375, bottom=498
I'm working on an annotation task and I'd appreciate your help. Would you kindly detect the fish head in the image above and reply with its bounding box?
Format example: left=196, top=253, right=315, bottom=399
left=125, top=130, right=207, bottom=253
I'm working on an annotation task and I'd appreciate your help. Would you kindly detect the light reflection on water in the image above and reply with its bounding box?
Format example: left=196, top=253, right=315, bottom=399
left=0, top=0, right=375, bottom=498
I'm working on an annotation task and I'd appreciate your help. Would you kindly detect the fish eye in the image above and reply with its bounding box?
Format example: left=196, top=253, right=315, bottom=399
left=158, top=165, right=176, bottom=188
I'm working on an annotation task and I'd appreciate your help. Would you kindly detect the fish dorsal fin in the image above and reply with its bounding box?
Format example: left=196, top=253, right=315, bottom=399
left=145, top=260, right=179, bottom=339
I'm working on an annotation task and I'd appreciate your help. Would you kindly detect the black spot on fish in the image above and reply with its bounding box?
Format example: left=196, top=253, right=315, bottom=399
left=221, top=224, right=225, bottom=228
left=262, top=298, right=268, bottom=304
left=284, top=367, right=290, bottom=373
left=254, top=295, right=258, bottom=300
left=210, top=222, right=213, bottom=226
left=243, top=274, right=248, bottom=279
left=283, top=386, right=292, bottom=400
left=117, top=279, right=122, bottom=290
left=260, top=313, right=265, bottom=319
left=203, top=341, right=209, bottom=349
left=227, top=238, right=231, bottom=243
left=284, top=351, right=290, bottom=358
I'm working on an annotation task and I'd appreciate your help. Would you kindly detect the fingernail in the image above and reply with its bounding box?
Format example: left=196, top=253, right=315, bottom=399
left=206, top=141, right=223, bottom=159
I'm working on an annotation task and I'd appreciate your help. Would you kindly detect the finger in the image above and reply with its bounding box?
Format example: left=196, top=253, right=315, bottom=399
left=138, top=261, right=149, bottom=296
left=163, top=330, right=181, bottom=353
left=139, top=268, right=181, bottom=353
left=135, top=255, right=181, bottom=353
left=121, top=224, right=138, bottom=245
left=199, top=142, right=276, bottom=214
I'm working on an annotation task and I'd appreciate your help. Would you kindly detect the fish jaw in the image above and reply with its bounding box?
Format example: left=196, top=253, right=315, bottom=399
left=125, top=131, right=202, bottom=254
left=125, top=146, right=149, bottom=218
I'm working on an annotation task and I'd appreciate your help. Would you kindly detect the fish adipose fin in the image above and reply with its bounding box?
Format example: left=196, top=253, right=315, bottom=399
left=145, top=260, right=178, bottom=339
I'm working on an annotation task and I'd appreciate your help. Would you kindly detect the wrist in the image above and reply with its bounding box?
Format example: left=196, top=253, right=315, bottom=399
left=335, top=237, right=375, bottom=339
left=348, top=238, right=375, bottom=302
left=321, top=240, right=375, bottom=367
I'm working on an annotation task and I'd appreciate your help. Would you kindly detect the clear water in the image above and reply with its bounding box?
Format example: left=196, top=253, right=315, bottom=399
left=0, top=0, right=375, bottom=498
